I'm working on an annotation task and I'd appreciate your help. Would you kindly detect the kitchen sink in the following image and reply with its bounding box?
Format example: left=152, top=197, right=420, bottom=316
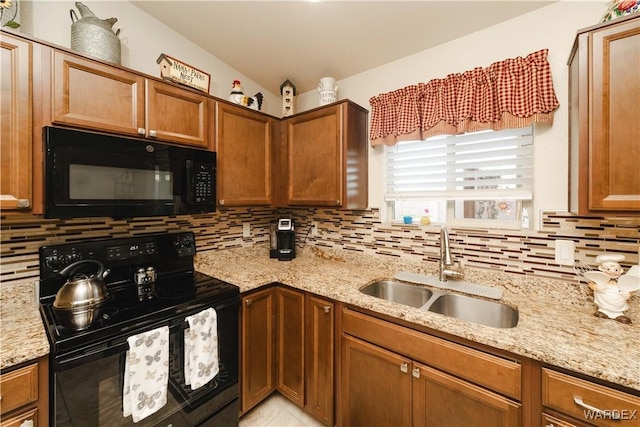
left=360, top=279, right=518, bottom=328
left=426, top=293, right=518, bottom=329
left=360, top=280, right=433, bottom=308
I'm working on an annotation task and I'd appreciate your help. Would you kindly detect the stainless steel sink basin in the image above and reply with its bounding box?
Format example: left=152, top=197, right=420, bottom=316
left=360, top=280, right=433, bottom=308
left=360, top=280, right=518, bottom=328
left=426, top=293, right=518, bottom=329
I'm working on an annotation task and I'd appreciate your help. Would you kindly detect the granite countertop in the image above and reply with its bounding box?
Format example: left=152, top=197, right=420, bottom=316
left=0, top=281, right=50, bottom=371
left=2, top=244, right=638, bottom=393
left=195, top=244, right=640, bottom=392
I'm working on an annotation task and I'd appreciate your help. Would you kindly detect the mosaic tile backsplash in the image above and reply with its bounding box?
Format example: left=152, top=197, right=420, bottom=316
left=1, top=208, right=638, bottom=287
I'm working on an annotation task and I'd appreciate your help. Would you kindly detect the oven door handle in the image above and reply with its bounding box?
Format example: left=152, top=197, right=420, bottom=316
left=55, top=338, right=131, bottom=372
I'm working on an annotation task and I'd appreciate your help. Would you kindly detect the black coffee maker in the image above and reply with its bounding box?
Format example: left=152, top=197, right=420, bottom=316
left=274, top=218, right=295, bottom=261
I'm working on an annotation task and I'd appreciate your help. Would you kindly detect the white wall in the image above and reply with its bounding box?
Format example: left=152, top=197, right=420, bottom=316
left=19, top=0, right=282, bottom=116
left=296, top=1, right=607, bottom=228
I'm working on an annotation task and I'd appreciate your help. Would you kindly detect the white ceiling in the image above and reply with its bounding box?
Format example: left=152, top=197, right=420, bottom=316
left=131, top=1, right=555, bottom=95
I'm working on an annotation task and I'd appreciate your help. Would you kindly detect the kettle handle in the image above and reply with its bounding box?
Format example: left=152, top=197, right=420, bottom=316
left=70, top=9, right=79, bottom=23
left=58, top=259, right=107, bottom=280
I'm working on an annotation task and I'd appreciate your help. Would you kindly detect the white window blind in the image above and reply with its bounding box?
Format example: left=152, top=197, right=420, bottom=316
left=385, top=127, right=533, bottom=201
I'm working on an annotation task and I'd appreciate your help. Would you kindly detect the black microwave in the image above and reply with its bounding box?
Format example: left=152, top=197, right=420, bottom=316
left=44, top=127, right=216, bottom=219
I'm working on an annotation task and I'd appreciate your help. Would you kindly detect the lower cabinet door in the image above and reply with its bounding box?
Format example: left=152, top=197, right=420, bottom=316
left=305, top=295, right=334, bottom=426
left=241, top=287, right=276, bottom=413
left=276, top=287, right=305, bottom=406
left=412, top=363, right=521, bottom=427
left=341, top=335, right=412, bottom=427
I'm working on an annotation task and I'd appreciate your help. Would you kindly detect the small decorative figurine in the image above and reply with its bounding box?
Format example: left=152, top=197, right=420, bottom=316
left=280, top=79, right=296, bottom=117
left=584, top=254, right=640, bottom=324
left=228, top=80, right=263, bottom=111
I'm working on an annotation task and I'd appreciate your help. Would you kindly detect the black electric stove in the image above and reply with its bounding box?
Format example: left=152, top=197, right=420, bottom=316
left=38, top=231, right=241, bottom=427
left=39, top=232, right=238, bottom=353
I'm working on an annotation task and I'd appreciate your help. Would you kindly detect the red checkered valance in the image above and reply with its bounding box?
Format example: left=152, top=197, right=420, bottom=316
left=369, top=49, right=559, bottom=146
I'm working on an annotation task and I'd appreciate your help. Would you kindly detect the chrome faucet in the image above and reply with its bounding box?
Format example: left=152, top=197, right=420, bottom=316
left=439, top=225, right=464, bottom=282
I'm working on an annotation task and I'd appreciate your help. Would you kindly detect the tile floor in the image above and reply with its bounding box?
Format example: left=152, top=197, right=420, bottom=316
left=239, top=393, right=325, bottom=427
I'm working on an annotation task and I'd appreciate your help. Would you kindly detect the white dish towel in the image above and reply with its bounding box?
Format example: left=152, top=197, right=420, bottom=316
left=184, top=307, right=219, bottom=389
left=123, top=326, right=169, bottom=423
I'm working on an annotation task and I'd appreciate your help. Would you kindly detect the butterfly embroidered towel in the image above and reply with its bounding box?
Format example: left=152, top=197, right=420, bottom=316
left=184, top=308, right=219, bottom=389
left=123, top=326, right=169, bottom=423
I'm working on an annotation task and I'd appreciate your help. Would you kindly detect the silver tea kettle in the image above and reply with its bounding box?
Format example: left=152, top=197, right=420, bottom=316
left=53, top=260, right=110, bottom=309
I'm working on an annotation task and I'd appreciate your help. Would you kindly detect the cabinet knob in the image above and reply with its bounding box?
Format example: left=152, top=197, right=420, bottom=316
left=149, top=130, right=157, bottom=137
left=17, top=199, right=30, bottom=208
left=400, top=362, right=408, bottom=373
left=323, top=305, right=331, bottom=314
left=219, top=199, right=225, bottom=205
left=545, top=424, right=555, bottom=427
left=137, top=128, right=146, bottom=135
left=336, top=199, right=341, bottom=205
left=245, top=299, right=252, bottom=306
left=412, top=368, right=421, bottom=378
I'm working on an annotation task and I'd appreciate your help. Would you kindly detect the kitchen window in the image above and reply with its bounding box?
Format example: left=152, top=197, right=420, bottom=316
left=386, top=126, right=533, bottom=229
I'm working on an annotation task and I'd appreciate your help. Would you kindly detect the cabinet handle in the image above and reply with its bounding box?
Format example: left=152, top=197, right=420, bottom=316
left=18, top=199, right=30, bottom=208
left=323, top=305, right=331, bottom=314
left=412, top=368, right=420, bottom=378
left=400, top=362, right=408, bottom=373
left=149, top=130, right=157, bottom=137
left=19, top=420, right=34, bottom=427
left=137, top=128, right=146, bottom=135
left=245, top=299, right=252, bottom=306
left=573, top=396, right=613, bottom=418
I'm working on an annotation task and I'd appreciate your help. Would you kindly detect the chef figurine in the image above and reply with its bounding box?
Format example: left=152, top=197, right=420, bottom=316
left=590, top=254, right=632, bottom=324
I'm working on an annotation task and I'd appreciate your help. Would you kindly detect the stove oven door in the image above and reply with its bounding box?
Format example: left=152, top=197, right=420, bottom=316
left=51, top=297, right=239, bottom=427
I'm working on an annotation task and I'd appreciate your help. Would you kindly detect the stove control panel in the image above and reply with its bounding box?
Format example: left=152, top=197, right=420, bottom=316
left=172, top=233, right=196, bottom=257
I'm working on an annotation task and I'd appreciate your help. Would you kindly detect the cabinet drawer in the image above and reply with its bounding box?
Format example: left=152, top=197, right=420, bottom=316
left=542, top=368, right=640, bottom=427
left=0, top=408, right=37, bottom=427
left=542, top=412, right=583, bottom=427
left=0, top=364, right=38, bottom=415
left=341, top=308, right=521, bottom=400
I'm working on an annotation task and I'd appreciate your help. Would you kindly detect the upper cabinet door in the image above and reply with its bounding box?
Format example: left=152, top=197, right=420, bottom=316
left=281, top=100, right=368, bottom=209
left=589, top=18, right=640, bottom=212
left=0, top=34, right=32, bottom=211
left=145, top=79, right=211, bottom=148
left=570, top=16, right=640, bottom=214
left=51, top=50, right=145, bottom=136
left=216, top=102, right=272, bottom=206
left=285, top=104, right=344, bottom=206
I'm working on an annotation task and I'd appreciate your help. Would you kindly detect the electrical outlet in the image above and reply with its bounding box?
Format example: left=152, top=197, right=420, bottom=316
left=311, top=222, right=318, bottom=236
left=242, top=223, right=251, bottom=238
left=555, top=239, right=575, bottom=266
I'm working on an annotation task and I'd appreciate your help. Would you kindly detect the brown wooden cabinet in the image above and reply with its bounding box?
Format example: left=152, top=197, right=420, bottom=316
left=541, top=368, right=640, bottom=427
left=242, top=286, right=335, bottom=425
left=341, top=334, right=412, bottom=427
left=275, top=287, right=335, bottom=426
left=241, top=287, right=276, bottom=414
left=280, top=100, right=368, bottom=209
left=0, top=357, right=49, bottom=427
left=341, top=307, right=524, bottom=427
left=216, top=101, right=274, bottom=206
left=569, top=15, right=640, bottom=214
left=1, top=33, right=32, bottom=212
left=413, top=364, right=521, bottom=427
left=276, top=286, right=305, bottom=406
left=304, top=294, right=335, bottom=426
left=51, top=50, right=212, bottom=148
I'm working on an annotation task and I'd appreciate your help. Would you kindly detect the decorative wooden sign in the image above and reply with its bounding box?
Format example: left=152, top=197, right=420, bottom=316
left=156, top=53, right=211, bottom=93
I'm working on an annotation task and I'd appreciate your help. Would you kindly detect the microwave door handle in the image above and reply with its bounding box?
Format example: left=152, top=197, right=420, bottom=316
left=185, top=160, right=194, bottom=205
